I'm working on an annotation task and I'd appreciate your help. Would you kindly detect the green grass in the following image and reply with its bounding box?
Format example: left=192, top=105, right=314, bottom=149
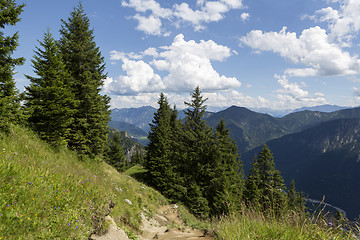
left=0, top=125, right=167, bottom=239
left=215, top=208, right=359, bottom=240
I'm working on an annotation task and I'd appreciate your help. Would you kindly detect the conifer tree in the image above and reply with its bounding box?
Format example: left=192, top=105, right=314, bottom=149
left=107, top=130, right=127, bottom=172
left=209, top=119, right=244, bottom=215
left=244, top=145, right=287, bottom=215
left=287, top=179, right=305, bottom=211
left=25, top=30, right=75, bottom=147
left=59, top=2, right=110, bottom=157
left=145, top=94, right=185, bottom=201
left=182, top=86, right=214, bottom=216
left=0, top=0, right=25, bottom=132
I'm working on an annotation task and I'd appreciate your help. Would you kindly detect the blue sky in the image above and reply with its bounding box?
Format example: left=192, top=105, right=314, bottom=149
left=8, top=0, right=360, bottom=111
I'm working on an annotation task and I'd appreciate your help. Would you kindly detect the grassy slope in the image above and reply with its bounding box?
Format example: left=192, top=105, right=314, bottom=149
left=0, top=125, right=358, bottom=240
left=0, top=125, right=166, bottom=239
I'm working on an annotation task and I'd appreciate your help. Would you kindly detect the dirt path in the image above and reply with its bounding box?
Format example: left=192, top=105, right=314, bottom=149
left=91, top=204, right=214, bottom=240
left=140, top=204, right=214, bottom=240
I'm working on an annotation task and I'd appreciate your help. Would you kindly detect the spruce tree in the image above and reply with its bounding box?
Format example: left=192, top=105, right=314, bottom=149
left=0, top=0, right=25, bottom=132
left=182, top=86, right=214, bottom=216
left=25, top=30, right=75, bottom=147
left=145, top=93, right=185, bottom=201
left=59, top=2, right=110, bottom=157
left=244, top=145, right=287, bottom=216
left=287, top=179, right=305, bottom=211
left=107, top=130, right=127, bottom=172
left=209, top=119, right=244, bottom=215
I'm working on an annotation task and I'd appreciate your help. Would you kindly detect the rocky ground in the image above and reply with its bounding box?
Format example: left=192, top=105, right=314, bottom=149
left=91, top=204, right=214, bottom=240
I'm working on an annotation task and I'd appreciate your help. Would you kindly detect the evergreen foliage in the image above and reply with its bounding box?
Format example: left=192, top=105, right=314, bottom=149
left=287, top=179, right=305, bottom=211
left=0, top=0, right=25, bottom=132
left=106, top=130, right=127, bottom=172
left=25, top=30, right=75, bottom=147
left=209, top=119, right=243, bottom=215
left=145, top=88, right=245, bottom=217
left=145, top=93, right=185, bottom=201
left=59, top=2, right=110, bottom=157
left=244, top=145, right=304, bottom=216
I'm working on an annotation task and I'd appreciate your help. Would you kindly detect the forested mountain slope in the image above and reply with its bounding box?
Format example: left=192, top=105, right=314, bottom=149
left=243, top=118, right=360, bottom=219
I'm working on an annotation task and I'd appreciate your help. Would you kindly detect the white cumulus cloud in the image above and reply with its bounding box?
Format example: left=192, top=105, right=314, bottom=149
left=309, top=0, right=360, bottom=46
left=104, top=58, right=165, bottom=95
left=152, top=34, right=241, bottom=92
left=275, top=75, right=327, bottom=109
left=108, top=34, right=240, bottom=95
left=241, top=26, right=360, bottom=77
left=122, top=0, right=245, bottom=34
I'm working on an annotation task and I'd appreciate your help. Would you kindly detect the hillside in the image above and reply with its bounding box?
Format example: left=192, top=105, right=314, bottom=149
left=109, top=121, right=147, bottom=138
left=243, top=118, right=360, bottom=220
left=206, top=106, right=288, bottom=153
left=1, top=125, right=357, bottom=239
left=206, top=106, right=360, bottom=153
left=111, top=106, right=157, bottom=132
left=0, top=125, right=212, bottom=239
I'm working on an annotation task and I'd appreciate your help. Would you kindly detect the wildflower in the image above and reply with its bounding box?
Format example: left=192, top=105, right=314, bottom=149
left=328, top=222, right=333, bottom=226
left=76, top=226, right=78, bottom=229
left=28, top=182, right=32, bottom=185
left=6, top=205, right=10, bottom=207
left=68, top=223, right=71, bottom=226
left=14, top=152, right=18, bottom=155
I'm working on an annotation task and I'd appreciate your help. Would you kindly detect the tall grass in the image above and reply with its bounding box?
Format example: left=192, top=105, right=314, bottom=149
left=215, top=205, right=359, bottom=240
left=0, top=125, right=167, bottom=239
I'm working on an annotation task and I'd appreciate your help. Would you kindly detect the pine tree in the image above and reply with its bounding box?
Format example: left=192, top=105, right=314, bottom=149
left=287, top=179, right=305, bottom=211
left=244, top=145, right=287, bottom=215
left=107, top=131, right=127, bottom=172
left=182, top=86, right=214, bottom=216
left=25, top=30, right=75, bottom=147
left=0, top=0, right=25, bottom=132
left=59, top=2, right=110, bottom=157
left=145, top=93, right=185, bottom=201
left=209, top=119, right=244, bottom=215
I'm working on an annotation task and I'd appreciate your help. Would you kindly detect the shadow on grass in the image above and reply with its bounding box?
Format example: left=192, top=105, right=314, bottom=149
left=124, top=165, right=148, bottom=183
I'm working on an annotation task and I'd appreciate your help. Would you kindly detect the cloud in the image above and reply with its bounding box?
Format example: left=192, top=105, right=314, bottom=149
left=353, top=87, right=360, bottom=97
left=133, top=14, right=164, bottom=36
left=309, top=0, right=360, bottom=46
left=122, top=0, right=245, bottom=34
left=241, top=26, right=360, bottom=77
left=108, top=34, right=240, bottom=95
left=104, top=58, right=165, bottom=95
left=240, top=12, right=249, bottom=21
left=275, top=75, right=327, bottom=109
left=152, top=34, right=241, bottom=92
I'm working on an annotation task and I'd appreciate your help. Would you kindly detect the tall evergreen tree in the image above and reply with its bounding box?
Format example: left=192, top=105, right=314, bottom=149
left=145, top=93, right=185, bottom=201
left=59, top=2, right=110, bottom=157
left=244, top=145, right=287, bottom=215
left=182, top=86, right=214, bottom=216
left=0, top=0, right=25, bottom=132
left=25, top=30, right=75, bottom=147
left=209, top=119, right=244, bottom=215
left=107, top=130, right=127, bottom=172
